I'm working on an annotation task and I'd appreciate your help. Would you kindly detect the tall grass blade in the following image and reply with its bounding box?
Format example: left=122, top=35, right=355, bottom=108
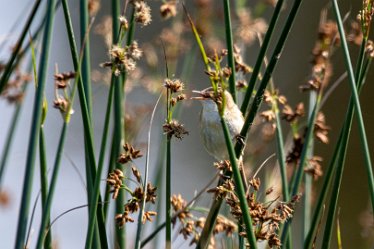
left=0, top=0, right=42, bottom=94
left=14, top=0, right=57, bottom=247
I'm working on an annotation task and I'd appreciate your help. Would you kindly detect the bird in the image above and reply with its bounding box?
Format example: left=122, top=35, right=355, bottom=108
left=192, top=88, right=244, bottom=161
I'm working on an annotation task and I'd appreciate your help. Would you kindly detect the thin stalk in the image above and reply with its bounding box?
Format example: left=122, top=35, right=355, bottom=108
left=111, top=1, right=128, bottom=248
left=35, top=123, right=68, bottom=249
left=79, top=0, right=92, bottom=118
left=223, top=0, right=237, bottom=102
left=264, top=49, right=289, bottom=202
left=14, top=0, right=56, bottom=247
left=281, top=94, right=321, bottom=243
left=320, top=100, right=353, bottom=248
left=304, top=91, right=317, bottom=240
left=113, top=75, right=125, bottom=248
left=220, top=118, right=257, bottom=249
left=165, top=138, right=172, bottom=249
left=303, top=131, right=342, bottom=249
left=0, top=0, right=42, bottom=94
left=61, top=1, right=107, bottom=247
left=321, top=42, right=371, bottom=249
left=239, top=0, right=303, bottom=143
left=39, top=128, right=53, bottom=249
left=332, top=0, right=374, bottom=212
left=142, top=173, right=220, bottom=248
left=240, top=0, right=284, bottom=114
left=134, top=93, right=163, bottom=249
left=0, top=81, right=29, bottom=187
left=84, top=77, right=114, bottom=249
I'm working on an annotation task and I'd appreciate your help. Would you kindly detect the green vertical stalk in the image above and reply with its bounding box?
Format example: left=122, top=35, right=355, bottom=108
left=303, top=90, right=317, bottom=240
left=165, top=138, right=172, bottom=249
left=240, top=0, right=284, bottom=114
left=39, top=129, right=52, bottom=249
left=14, top=0, right=56, bottom=247
left=268, top=80, right=289, bottom=202
left=79, top=0, right=92, bottom=117
left=0, top=82, right=29, bottom=187
left=332, top=0, right=374, bottom=212
left=61, top=1, right=107, bottom=247
left=220, top=118, right=257, bottom=249
left=223, top=0, right=237, bottom=102
left=35, top=123, right=68, bottom=249
left=281, top=94, right=321, bottom=244
left=0, top=0, right=42, bottom=94
left=113, top=76, right=125, bottom=248
left=84, top=81, right=114, bottom=249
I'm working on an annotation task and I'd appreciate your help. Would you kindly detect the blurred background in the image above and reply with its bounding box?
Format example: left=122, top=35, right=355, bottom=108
left=0, top=0, right=373, bottom=248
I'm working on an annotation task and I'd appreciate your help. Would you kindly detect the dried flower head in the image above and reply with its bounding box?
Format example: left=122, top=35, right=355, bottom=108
left=236, top=9, right=268, bottom=45
left=1, top=68, right=31, bottom=104
left=132, top=0, right=152, bottom=27
left=163, top=119, right=189, bottom=139
left=282, top=103, right=304, bottom=123
left=107, top=169, right=124, bottom=199
left=117, top=143, right=143, bottom=164
left=88, top=0, right=100, bottom=16
left=0, top=189, right=10, bottom=208
left=53, top=96, right=69, bottom=114
left=305, top=156, right=323, bottom=180
left=119, top=16, right=129, bottom=30
left=102, top=41, right=143, bottom=76
left=115, top=209, right=134, bottom=227
left=286, top=136, right=304, bottom=165
left=314, top=112, right=330, bottom=144
left=54, top=71, right=75, bottom=89
left=164, top=78, right=184, bottom=93
left=160, top=1, right=177, bottom=19
left=348, top=20, right=364, bottom=46
left=359, top=0, right=374, bottom=38
left=366, top=40, right=374, bottom=58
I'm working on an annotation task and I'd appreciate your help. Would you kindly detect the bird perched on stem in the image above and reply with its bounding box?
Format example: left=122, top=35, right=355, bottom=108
left=192, top=88, right=244, bottom=161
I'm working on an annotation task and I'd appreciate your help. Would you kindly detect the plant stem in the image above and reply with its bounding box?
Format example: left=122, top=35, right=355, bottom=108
left=223, top=0, right=237, bottom=102
left=332, top=0, right=374, bottom=213
left=165, top=137, right=172, bottom=249
left=220, top=118, right=257, bottom=249
left=240, top=0, right=284, bottom=114
left=0, top=0, right=42, bottom=94
left=14, top=0, right=56, bottom=247
left=80, top=0, right=92, bottom=118
left=39, top=128, right=52, bottom=249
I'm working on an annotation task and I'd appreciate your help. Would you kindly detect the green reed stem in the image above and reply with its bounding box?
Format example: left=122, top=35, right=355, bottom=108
left=332, top=0, right=374, bottom=212
left=321, top=37, right=371, bottom=249
left=165, top=91, right=172, bottom=249
left=304, top=90, right=317, bottom=240
left=134, top=93, right=162, bottom=249
left=220, top=118, right=257, bottom=248
left=61, top=1, right=107, bottom=247
left=281, top=93, right=321, bottom=245
left=14, top=0, right=56, bottom=247
left=240, top=0, right=284, bottom=114
left=223, top=0, right=237, bottom=102
left=0, top=79, right=30, bottom=187
left=268, top=80, right=289, bottom=202
left=84, top=70, right=113, bottom=249
left=39, top=128, right=53, bottom=249
left=80, top=0, right=92, bottom=118
left=35, top=122, right=67, bottom=249
left=0, top=0, right=41, bottom=94
left=303, top=54, right=372, bottom=246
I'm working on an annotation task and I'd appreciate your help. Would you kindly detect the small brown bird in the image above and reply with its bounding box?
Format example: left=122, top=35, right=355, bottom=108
left=192, top=88, right=244, bottom=161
